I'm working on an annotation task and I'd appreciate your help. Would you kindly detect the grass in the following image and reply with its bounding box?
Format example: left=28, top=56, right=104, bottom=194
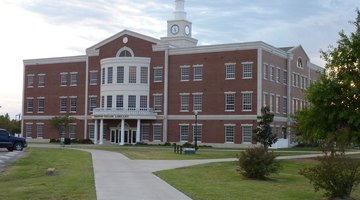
left=0, top=147, right=96, bottom=200
left=73, top=145, right=319, bottom=160
left=155, top=159, right=360, bottom=200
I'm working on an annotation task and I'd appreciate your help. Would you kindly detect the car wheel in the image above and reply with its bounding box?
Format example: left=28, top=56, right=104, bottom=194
left=14, top=143, right=23, bottom=151
left=7, top=147, right=13, bottom=152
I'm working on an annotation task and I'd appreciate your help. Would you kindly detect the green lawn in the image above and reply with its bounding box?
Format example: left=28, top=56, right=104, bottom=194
left=74, top=145, right=318, bottom=160
left=155, top=159, right=360, bottom=200
left=0, top=147, right=96, bottom=200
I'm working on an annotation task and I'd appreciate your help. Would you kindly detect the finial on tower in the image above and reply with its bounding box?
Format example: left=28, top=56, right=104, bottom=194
left=174, top=0, right=186, bottom=20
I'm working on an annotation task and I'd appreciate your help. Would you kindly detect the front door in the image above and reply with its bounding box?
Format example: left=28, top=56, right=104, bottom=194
left=110, top=129, right=119, bottom=144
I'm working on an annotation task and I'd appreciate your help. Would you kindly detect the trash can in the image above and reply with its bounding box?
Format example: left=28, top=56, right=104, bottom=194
left=64, top=138, right=71, bottom=145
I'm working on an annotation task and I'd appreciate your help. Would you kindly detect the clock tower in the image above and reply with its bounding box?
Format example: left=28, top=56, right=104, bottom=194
left=161, top=0, right=198, bottom=48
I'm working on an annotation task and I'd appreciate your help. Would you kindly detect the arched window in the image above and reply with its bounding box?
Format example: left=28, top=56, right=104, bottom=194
left=119, top=50, right=132, bottom=57
left=116, top=47, right=134, bottom=57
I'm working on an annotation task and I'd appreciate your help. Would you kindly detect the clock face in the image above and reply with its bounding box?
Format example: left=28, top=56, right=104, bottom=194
left=171, top=24, right=179, bottom=34
left=185, top=25, right=190, bottom=35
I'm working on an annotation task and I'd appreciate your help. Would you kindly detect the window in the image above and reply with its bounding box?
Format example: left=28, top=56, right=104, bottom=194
left=193, top=93, right=202, bottom=111
left=180, top=94, right=189, bottom=111
left=36, top=123, right=44, bottom=138
left=304, top=77, right=308, bottom=89
left=242, top=125, right=252, bottom=143
left=301, top=76, right=305, bottom=89
left=70, top=97, right=77, bottom=112
left=297, top=74, right=301, bottom=87
left=26, top=124, right=32, bottom=138
left=180, top=66, right=190, bottom=81
left=140, top=66, right=148, bottom=84
left=283, top=96, right=288, bottom=114
left=27, top=98, right=34, bottom=113
left=242, top=62, right=253, bottom=78
left=119, top=50, right=132, bottom=57
left=263, top=93, right=268, bottom=107
left=242, top=92, right=252, bottom=111
left=70, top=72, right=77, bottom=86
left=225, top=125, right=235, bottom=143
left=88, top=124, right=94, bottom=139
left=193, top=124, right=202, bottom=142
left=102, top=68, right=105, bottom=85
left=38, top=74, right=45, bottom=87
left=140, top=96, right=148, bottom=110
left=117, top=66, right=124, bottom=83
left=153, top=94, right=162, bottom=112
left=283, top=70, right=287, bottom=85
left=106, top=95, right=112, bottom=108
left=116, top=95, right=123, bottom=109
left=107, top=67, right=113, bottom=84
left=269, top=94, right=274, bottom=112
left=225, top=63, right=235, bottom=79
left=180, top=125, right=189, bottom=141
left=38, top=97, right=45, bottom=113
left=293, top=73, right=296, bottom=87
left=270, top=66, right=275, bottom=81
left=90, top=71, right=97, bottom=85
left=129, top=66, right=137, bottom=83
left=225, top=93, right=235, bottom=111
left=276, top=95, right=280, bottom=113
left=153, top=124, right=162, bottom=141
left=141, top=125, right=150, bottom=140
left=89, top=96, right=97, bottom=112
left=27, top=74, right=34, bottom=87
left=128, top=95, right=136, bottom=110
left=101, top=96, right=105, bottom=108
left=154, top=67, right=163, bottom=82
left=60, top=97, right=67, bottom=112
left=263, top=64, right=268, bottom=79
left=193, top=65, right=203, bottom=81
left=60, top=73, right=67, bottom=86
left=297, top=57, right=303, bottom=68
left=69, top=124, right=76, bottom=138
left=276, top=68, right=281, bottom=83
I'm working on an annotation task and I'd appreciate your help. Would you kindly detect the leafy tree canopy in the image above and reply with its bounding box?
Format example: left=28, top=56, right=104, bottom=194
left=296, top=10, right=360, bottom=153
left=254, top=106, right=277, bottom=150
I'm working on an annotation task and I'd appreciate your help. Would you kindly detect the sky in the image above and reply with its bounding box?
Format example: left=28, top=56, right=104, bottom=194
left=0, top=0, right=359, bottom=119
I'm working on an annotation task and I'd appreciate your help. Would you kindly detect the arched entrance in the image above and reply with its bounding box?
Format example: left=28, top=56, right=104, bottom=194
left=109, top=122, right=137, bottom=144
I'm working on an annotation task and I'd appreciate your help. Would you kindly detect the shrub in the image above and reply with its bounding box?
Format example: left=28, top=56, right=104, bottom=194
left=182, top=142, right=194, bottom=148
left=78, top=139, right=94, bottom=144
left=238, top=147, right=280, bottom=180
left=299, top=155, right=360, bottom=200
left=164, top=142, right=171, bottom=146
left=49, top=138, right=60, bottom=143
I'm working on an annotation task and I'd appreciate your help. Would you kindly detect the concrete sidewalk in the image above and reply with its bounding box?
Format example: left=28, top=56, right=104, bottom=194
left=81, top=149, right=235, bottom=200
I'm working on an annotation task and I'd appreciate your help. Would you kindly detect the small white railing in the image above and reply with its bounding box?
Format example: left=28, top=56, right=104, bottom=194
left=92, top=107, right=157, bottom=117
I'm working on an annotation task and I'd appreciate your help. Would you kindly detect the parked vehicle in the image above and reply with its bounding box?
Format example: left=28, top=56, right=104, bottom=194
left=0, top=129, right=27, bottom=151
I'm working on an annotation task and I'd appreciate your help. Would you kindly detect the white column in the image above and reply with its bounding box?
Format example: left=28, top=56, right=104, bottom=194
left=99, top=119, right=104, bottom=144
left=136, top=119, right=141, bottom=143
left=120, top=119, right=125, bottom=145
left=94, top=119, right=98, bottom=144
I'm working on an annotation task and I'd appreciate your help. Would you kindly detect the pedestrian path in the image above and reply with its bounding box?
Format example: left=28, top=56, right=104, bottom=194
left=81, top=149, right=235, bottom=200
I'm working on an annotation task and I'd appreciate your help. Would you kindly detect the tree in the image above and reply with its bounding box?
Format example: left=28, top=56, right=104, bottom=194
left=0, top=114, right=20, bottom=135
left=50, top=115, right=75, bottom=138
left=296, top=9, right=360, bottom=153
left=254, top=106, right=277, bottom=150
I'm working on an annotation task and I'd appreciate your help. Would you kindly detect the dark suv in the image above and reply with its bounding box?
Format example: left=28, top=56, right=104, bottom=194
left=0, top=129, right=27, bottom=151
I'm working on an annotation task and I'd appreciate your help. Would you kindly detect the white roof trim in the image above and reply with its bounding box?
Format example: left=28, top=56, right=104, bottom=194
left=23, top=55, right=86, bottom=65
left=86, top=29, right=162, bottom=55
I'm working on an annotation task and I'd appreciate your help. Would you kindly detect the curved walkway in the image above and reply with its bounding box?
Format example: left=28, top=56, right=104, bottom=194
left=81, top=148, right=235, bottom=200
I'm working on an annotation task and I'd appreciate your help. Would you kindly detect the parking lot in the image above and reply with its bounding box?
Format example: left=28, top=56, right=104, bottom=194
left=0, top=149, right=26, bottom=172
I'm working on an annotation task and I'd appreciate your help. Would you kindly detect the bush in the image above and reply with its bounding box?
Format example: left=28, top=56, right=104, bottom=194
left=49, top=138, right=60, bottom=143
left=182, top=142, right=194, bottom=148
left=238, top=147, right=280, bottom=180
left=164, top=142, right=171, bottom=146
left=299, top=155, right=360, bottom=199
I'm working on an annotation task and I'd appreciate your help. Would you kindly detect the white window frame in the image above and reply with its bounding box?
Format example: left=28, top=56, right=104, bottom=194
left=192, top=124, right=202, bottom=142
left=153, top=67, right=163, bottom=82
left=276, top=95, right=281, bottom=113
left=283, top=96, right=288, bottom=114
left=179, top=124, right=189, bottom=142
left=269, top=93, right=274, bottom=113
left=263, top=64, right=268, bottom=80
left=193, top=93, right=203, bottom=112
left=225, top=63, right=236, bottom=80
left=90, top=70, right=98, bottom=85
left=117, top=66, right=124, bottom=83
left=36, top=123, right=44, bottom=138
left=193, top=64, right=203, bottom=81
left=37, top=97, right=45, bottom=113
left=25, top=123, right=33, bottom=138
left=180, top=65, right=190, bottom=81
left=153, top=94, right=162, bottom=112
left=70, top=96, right=77, bottom=113
left=107, top=95, right=112, bottom=108
left=140, top=95, right=148, bottom=110
left=89, top=96, right=97, bottom=112
left=107, top=67, right=113, bottom=84
left=141, top=124, right=150, bottom=141
left=153, top=124, right=162, bottom=141
left=128, top=95, right=136, bottom=110
left=26, top=97, right=34, bottom=113
left=263, top=92, right=268, bottom=107
left=225, top=124, right=235, bottom=143
left=242, top=92, right=253, bottom=111
left=283, top=70, right=287, bottom=85
left=70, top=72, right=78, bottom=86
left=270, top=65, right=275, bottom=81
left=38, top=74, right=45, bottom=87
left=69, top=123, right=76, bottom=139
left=129, top=66, right=137, bottom=83
left=242, top=125, right=253, bottom=144
left=225, top=92, right=235, bottom=112
left=116, top=95, right=124, bottom=109
left=276, top=67, right=281, bottom=83
left=180, top=93, right=190, bottom=112
left=27, top=74, right=34, bottom=88
left=60, top=96, right=67, bottom=113
left=242, top=62, right=253, bottom=79
left=140, top=66, right=148, bottom=84
left=60, top=72, right=68, bottom=86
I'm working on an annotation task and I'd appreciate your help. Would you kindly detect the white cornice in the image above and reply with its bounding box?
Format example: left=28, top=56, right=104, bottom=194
left=23, top=55, right=86, bottom=65
left=309, top=62, right=324, bottom=71
left=168, top=41, right=288, bottom=59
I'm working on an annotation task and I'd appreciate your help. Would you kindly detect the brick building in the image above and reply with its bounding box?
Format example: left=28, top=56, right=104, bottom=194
left=22, top=0, right=321, bottom=147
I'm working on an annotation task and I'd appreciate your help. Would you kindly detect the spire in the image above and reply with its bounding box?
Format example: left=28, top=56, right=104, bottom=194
left=174, top=0, right=186, bottom=20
